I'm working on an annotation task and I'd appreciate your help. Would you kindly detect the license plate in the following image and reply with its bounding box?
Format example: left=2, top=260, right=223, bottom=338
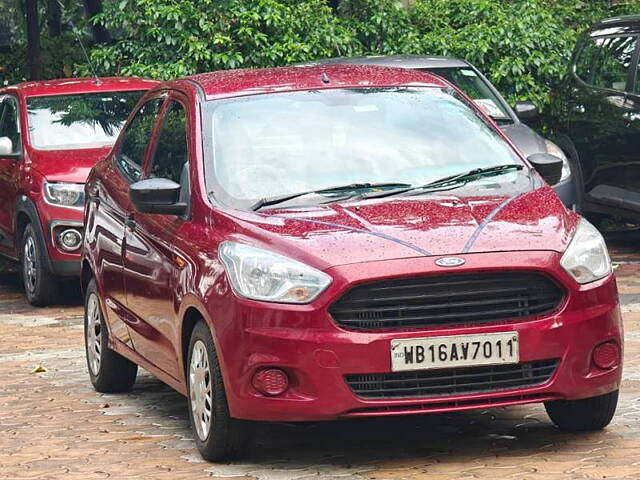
left=390, top=332, right=519, bottom=372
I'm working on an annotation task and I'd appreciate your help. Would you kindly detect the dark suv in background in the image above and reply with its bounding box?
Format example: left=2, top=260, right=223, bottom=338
left=551, top=15, right=640, bottom=221
left=308, top=55, right=576, bottom=209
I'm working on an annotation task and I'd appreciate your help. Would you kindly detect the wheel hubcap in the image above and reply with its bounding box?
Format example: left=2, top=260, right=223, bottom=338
left=189, top=340, right=213, bottom=441
left=86, top=293, right=102, bottom=376
left=23, top=235, right=37, bottom=293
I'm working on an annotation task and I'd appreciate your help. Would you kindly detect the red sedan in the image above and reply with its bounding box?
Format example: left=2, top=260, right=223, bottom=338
left=81, top=65, right=623, bottom=461
left=0, top=77, right=158, bottom=305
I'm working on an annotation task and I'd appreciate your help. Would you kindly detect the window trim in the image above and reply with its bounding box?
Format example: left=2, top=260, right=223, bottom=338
left=141, top=93, right=192, bottom=218
left=112, top=92, right=167, bottom=184
left=572, top=33, right=640, bottom=95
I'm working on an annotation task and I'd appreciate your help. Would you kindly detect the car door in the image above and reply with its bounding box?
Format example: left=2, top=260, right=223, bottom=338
left=0, top=95, right=22, bottom=257
left=91, top=95, right=165, bottom=346
left=566, top=33, right=640, bottom=210
left=122, top=97, right=192, bottom=380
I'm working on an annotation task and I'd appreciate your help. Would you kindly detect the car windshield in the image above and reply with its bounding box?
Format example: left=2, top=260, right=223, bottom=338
left=203, top=87, right=524, bottom=208
left=425, top=67, right=512, bottom=123
left=26, top=90, right=146, bottom=150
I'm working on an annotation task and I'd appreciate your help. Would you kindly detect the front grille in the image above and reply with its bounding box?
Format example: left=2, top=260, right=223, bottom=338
left=329, top=272, right=564, bottom=330
left=345, top=360, right=559, bottom=399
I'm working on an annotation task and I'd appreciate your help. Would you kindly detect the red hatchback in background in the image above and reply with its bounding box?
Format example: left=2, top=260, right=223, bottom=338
left=81, top=65, right=623, bottom=461
left=0, top=77, right=157, bottom=305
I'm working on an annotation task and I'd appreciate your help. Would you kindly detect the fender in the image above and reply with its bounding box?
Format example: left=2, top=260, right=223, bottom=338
left=13, top=195, right=50, bottom=267
left=176, top=294, right=239, bottom=401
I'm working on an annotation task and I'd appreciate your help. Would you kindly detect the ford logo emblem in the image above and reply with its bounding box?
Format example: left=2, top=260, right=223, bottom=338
left=435, top=257, right=465, bottom=267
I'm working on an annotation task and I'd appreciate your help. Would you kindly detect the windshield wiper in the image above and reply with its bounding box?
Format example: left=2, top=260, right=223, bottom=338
left=250, top=182, right=411, bottom=211
left=417, top=164, right=524, bottom=189
left=361, top=164, right=525, bottom=200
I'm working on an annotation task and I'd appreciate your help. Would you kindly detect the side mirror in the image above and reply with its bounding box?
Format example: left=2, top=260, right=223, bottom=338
left=528, top=153, right=563, bottom=186
left=514, top=101, right=539, bottom=122
left=129, top=178, right=187, bottom=216
left=0, top=136, right=16, bottom=157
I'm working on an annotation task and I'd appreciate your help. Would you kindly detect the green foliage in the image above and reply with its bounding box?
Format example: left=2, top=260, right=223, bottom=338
left=83, top=0, right=359, bottom=79
left=410, top=0, right=572, bottom=108
left=6, top=0, right=640, bottom=120
left=337, top=0, right=418, bottom=54
left=409, top=0, right=640, bottom=109
left=84, top=0, right=640, bottom=115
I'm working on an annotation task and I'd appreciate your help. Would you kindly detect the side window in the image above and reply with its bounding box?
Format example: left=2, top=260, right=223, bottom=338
left=116, top=97, right=163, bottom=183
left=0, top=96, right=21, bottom=154
left=576, top=35, right=637, bottom=91
left=148, top=101, right=188, bottom=187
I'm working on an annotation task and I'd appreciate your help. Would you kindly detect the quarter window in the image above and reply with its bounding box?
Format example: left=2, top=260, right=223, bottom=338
left=575, top=35, right=637, bottom=91
left=116, top=97, right=163, bottom=183
left=0, top=96, right=21, bottom=154
left=148, top=101, right=188, bottom=186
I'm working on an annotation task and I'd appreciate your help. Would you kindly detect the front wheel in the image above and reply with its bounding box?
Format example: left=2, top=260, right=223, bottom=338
left=187, top=321, right=249, bottom=461
left=545, top=390, right=619, bottom=432
left=21, top=223, right=58, bottom=306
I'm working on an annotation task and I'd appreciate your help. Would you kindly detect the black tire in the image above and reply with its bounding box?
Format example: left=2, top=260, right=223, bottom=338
left=187, top=321, right=249, bottom=462
left=84, top=278, right=137, bottom=393
left=545, top=390, right=619, bottom=432
left=21, top=223, right=59, bottom=306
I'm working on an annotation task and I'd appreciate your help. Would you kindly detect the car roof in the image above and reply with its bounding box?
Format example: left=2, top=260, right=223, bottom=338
left=305, top=55, right=471, bottom=70
left=590, top=14, right=640, bottom=34
left=185, top=64, right=448, bottom=101
left=1, top=77, right=159, bottom=98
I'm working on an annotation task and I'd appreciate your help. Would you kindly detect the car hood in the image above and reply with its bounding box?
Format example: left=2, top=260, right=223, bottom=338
left=500, top=123, right=547, bottom=157
left=29, top=147, right=111, bottom=183
left=223, top=185, right=577, bottom=269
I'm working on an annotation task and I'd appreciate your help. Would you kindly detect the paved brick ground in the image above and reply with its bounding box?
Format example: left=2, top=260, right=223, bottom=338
left=1, top=234, right=640, bottom=479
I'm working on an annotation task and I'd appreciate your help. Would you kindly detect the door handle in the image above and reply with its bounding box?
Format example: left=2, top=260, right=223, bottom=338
left=125, top=215, right=136, bottom=229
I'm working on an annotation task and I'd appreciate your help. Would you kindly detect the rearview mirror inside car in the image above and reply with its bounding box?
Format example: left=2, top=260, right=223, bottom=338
left=528, top=153, right=563, bottom=186
left=514, top=101, right=539, bottom=122
left=129, top=178, right=187, bottom=216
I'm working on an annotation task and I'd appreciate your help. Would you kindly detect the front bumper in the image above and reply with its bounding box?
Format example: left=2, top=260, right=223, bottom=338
left=214, top=251, right=622, bottom=422
left=36, top=202, right=84, bottom=275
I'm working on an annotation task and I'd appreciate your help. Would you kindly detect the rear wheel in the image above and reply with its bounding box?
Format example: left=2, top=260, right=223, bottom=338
left=84, top=278, right=137, bottom=392
left=545, top=390, right=619, bottom=432
left=21, top=223, right=58, bottom=306
left=187, top=321, right=249, bottom=461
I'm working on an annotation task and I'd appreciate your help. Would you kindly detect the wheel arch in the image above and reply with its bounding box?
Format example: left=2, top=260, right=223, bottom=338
left=80, top=259, right=93, bottom=298
left=14, top=196, right=54, bottom=271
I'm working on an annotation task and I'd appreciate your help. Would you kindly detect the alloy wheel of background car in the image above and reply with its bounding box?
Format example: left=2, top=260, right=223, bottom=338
left=23, top=234, right=37, bottom=294
left=187, top=321, right=250, bottom=461
left=189, top=340, right=213, bottom=441
left=21, top=223, right=58, bottom=306
left=84, top=278, right=138, bottom=393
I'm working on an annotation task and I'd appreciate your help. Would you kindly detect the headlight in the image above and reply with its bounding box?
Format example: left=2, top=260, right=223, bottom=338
left=219, top=241, right=332, bottom=303
left=44, top=182, right=85, bottom=208
left=544, top=139, right=571, bottom=182
left=560, top=219, right=612, bottom=284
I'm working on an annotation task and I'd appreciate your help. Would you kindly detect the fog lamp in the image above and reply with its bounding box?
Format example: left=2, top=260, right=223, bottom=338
left=592, top=341, right=620, bottom=370
left=58, top=229, right=82, bottom=252
left=252, top=368, right=289, bottom=396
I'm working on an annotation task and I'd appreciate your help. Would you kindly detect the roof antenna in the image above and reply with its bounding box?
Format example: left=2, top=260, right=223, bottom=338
left=321, top=72, right=330, bottom=84
left=57, top=0, right=101, bottom=86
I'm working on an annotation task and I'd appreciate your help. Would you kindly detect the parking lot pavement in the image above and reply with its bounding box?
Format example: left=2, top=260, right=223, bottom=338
left=0, top=236, right=639, bottom=480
